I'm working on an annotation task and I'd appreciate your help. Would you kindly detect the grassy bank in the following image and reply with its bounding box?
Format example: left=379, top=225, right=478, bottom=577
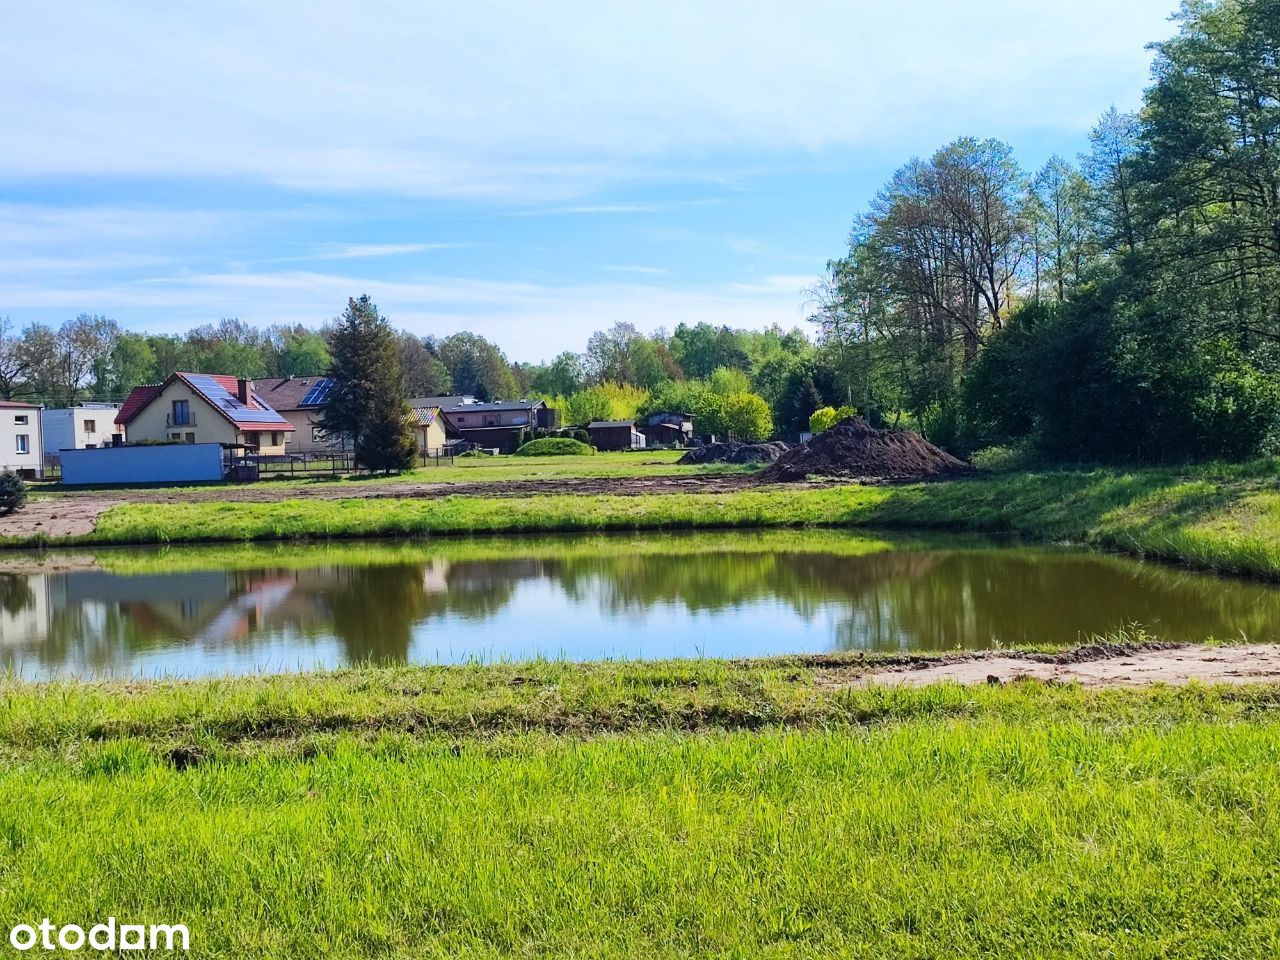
left=58, top=460, right=1280, bottom=578
left=1, top=659, right=1278, bottom=957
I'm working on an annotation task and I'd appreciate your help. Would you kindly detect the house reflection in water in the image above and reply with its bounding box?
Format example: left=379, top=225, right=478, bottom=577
left=1, top=534, right=1279, bottom=679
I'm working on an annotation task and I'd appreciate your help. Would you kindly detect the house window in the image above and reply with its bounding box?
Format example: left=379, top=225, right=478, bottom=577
left=271, top=431, right=280, bottom=446
left=83, top=419, right=96, bottom=434
left=170, top=433, right=182, bottom=441
left=185, top=432, right=196, bottom=444
left=14, top=415, right=27, bottom=425
left=15, top=434, right=28, bottom=454
left=246, top=432, right=259, bottom=447
left=172, top=400, right=190, bottom=425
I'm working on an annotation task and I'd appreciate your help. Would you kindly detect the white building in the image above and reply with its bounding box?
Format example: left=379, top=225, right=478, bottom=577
left=0, top=401, right=43, bottom=478
left=43, top=403, right=121, bottom=460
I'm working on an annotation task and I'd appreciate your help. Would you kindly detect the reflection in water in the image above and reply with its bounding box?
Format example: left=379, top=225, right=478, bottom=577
left=1, top=532, right=1277, bottom=678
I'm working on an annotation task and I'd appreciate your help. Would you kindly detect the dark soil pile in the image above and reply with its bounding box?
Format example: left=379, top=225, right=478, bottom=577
left=758, top=417, right=970, bottom=482
left=679, top=441, right=789, bottom=465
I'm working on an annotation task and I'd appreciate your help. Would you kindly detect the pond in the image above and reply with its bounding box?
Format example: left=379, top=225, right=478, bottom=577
left=0, top=530, right=1276, bottom=679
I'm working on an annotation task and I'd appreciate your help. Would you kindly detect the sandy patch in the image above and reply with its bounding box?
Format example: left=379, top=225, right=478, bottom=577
left=0, top=498, right=123, bottom=539
left=854, top=643, right=1280, bottom=688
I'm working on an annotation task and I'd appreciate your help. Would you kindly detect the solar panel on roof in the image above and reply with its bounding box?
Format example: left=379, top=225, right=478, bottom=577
left=183, top=373, right=291, bottom=426
left=301, top=378, right=334, bottom=406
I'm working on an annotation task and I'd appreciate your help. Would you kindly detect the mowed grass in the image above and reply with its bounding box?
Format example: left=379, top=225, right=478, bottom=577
left=1, top=666, right=1279, bottom=958
left=65, top=459, right=1280, bottom=578
left=33, top=451, right=719, bottom=497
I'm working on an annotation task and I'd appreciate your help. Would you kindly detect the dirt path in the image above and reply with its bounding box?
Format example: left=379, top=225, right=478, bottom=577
left=849, top=643, right=1280, bottom=688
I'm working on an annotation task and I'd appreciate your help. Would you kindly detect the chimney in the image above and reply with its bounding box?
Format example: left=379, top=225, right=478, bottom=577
left=237, top=378, right=252, bottom=405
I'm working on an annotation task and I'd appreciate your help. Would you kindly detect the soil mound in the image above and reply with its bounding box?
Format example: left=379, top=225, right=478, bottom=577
left=679, top=441, right=789, bottom=465
left=759, top=417, right=969, bottom=482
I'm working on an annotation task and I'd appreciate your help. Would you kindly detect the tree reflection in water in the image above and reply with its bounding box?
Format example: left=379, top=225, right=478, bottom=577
left=1, top=533, right=1278, bottom=678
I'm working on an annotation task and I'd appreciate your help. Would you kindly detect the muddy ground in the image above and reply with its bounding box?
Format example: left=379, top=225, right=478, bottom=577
left=4, top=473, right=771, bottom=539
left=842, top=642, right=1280, bottom=688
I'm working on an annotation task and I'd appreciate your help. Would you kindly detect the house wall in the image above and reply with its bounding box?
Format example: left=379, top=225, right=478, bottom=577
left=589, top=425, right=644, bottom=451
left=279, top=409, right=348, bottom=454
left=44, top=407, right=120, bottom=455
left=448, top=407, right=536, bottom=429
left=415, top=419, right=447, bottom=456
left=235, top=428, right=290, bottom=455
left=61, top=443, right=225, bottom=486
left=126, top=381, right=289, bottom=454
left=639, top=423, right=688, bottom=447
left=42, top=410, right=74, bottom=456
left=0, top=408, right=43, bottom=478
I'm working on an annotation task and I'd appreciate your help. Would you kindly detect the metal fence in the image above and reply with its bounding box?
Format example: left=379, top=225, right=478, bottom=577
left=241, top=449, right=456, bottom=479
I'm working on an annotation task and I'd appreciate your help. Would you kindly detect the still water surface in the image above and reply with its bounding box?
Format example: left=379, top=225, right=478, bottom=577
left=1, top=530, right=1275, bottom=679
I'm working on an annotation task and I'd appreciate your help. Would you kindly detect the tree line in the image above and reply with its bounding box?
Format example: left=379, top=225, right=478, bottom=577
left=811, top=0, right=1280, bottom=462
left=0, top=307, right=822, bottom=443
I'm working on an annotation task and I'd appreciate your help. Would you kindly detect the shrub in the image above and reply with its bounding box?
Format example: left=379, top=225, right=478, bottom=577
left=0, top=470, right=27, bottom=515
left=809, top=405, right=857, bottom=434
left=515, top=437, right=594, bottom=457
left=719, top=392, right=774, bottom=442
left=919, top=400, right=962, bottom=453
left=970, top=445, right=1028, bottom=472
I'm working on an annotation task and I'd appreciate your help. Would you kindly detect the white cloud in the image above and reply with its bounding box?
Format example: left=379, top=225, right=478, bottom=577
left=0, top=1, right=1178, bottom=199
left=313, top=243, right=468, bottom=260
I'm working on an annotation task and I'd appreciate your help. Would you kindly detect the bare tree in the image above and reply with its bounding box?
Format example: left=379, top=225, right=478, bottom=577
left=54, top=314, right=120, bottom=406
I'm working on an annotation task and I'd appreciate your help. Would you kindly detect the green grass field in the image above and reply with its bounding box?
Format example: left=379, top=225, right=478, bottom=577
left=33, top=451, right=712, bottom=497
left=59, top=459, right=1280, bottom=579
left=1, top=661, right=1278, bottom=958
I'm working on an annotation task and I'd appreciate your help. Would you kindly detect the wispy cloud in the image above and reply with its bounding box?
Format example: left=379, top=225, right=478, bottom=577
left=506, top=199, right=725, bottom=217
left=313, top=242, right=469, bottom=260
left=601, top=265, right=671, bottom=276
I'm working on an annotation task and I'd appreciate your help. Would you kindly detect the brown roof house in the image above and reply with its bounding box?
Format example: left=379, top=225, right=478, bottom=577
left=255, top=377, right=346, bottom=454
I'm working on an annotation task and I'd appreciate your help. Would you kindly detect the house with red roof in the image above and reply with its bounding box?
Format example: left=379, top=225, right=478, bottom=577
left=115, top=373, right=294, bottom=454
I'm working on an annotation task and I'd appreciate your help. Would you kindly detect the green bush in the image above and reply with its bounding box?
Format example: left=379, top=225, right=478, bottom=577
left=515, top=437, right=595, bottom=457
left=809, top=405, right=857, bottom=434
left=970, top=445, right=1028, bottom=472
left=0, top=470, right=27, bottom=515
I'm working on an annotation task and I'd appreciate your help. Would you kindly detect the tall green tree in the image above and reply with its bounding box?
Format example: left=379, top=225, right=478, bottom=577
left=1030, top=156, right=1093, bottom=301
left=280, top=331, right=332, bottom=376
left=322, top=296, right=417, bottom=473
left=437, top=332, right=518, bottom=400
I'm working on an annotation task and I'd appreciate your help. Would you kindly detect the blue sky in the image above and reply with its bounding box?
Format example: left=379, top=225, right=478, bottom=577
left=1, top=1, right=1179, bottom=362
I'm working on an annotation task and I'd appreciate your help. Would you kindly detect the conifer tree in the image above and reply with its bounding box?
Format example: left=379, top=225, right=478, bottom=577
left=322, top=295, right=417, bottom=473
